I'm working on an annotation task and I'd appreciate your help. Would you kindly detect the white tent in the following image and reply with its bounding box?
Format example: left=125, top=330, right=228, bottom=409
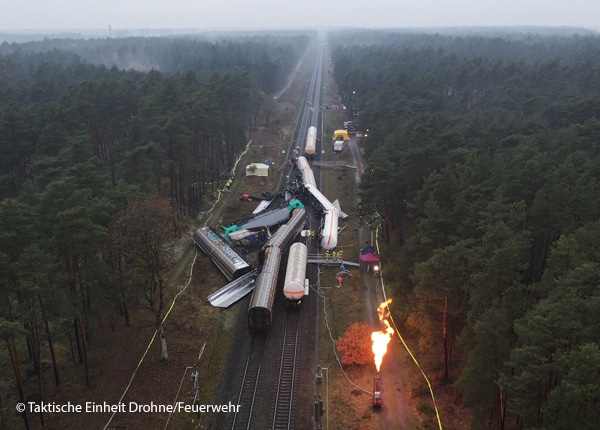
left=246, top=163, right=269, bottom=177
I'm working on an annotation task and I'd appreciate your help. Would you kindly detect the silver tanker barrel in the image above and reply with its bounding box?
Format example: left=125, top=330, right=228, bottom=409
left=193, top=227, right=252, bottom=281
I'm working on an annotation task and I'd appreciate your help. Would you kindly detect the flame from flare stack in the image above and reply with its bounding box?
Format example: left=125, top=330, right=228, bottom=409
left=371, top=299, right=394, bottom=372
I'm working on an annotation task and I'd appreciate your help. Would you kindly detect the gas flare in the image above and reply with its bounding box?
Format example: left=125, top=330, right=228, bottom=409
left=371, top=299, right=394, bottom=372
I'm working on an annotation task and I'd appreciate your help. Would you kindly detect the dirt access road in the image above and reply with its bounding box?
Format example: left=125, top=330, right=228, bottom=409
left=348, top=136, right=418, bottom=429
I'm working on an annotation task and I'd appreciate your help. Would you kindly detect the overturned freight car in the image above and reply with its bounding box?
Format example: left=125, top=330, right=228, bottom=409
left=193, top=227, right=252, bottom=281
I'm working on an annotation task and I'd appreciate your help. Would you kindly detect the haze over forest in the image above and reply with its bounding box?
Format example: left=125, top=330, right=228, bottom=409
left=2, top=0, right=600, bottom=34
left=1, top=19, right=600, bottom=430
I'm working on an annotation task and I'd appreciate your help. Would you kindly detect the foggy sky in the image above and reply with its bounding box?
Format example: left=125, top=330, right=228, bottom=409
left=2, top=0, right=599, bottom=32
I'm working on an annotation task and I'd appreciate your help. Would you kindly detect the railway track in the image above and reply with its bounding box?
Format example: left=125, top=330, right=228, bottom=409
left=271, top=309, right=301, bottom=429
left=231, top=334, right=267, bottom=430
left=224, top=40, right=323, bottom=430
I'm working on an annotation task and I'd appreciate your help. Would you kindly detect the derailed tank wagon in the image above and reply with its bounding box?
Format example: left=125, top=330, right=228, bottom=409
left=266, top=208, right=307, bottom=250
left=247, top=208, right=307, bottom=332
left=293, top=156, right=340, bottom=250
left=247, top=246, right=282, bottom=331
left=193, top=227, right=252, bottom=281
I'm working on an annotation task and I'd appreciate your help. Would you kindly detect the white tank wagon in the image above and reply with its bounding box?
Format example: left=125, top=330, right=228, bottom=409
left=193, top=227, right=252, bottom=281
left=247, top=208, right=307, bottom=332
left=247, top=245, right=282, bottom=332
left=305, top=126, right=317, bottom=157
left=283, top=242, right=308, bottom=304
left=304, top=183, right=338, bottom=250
left=296, top=156, right=316, bottom=188
left=320, top=208, right=339, bottom=250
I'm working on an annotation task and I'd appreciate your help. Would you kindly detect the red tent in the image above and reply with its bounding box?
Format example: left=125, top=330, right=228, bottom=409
left=360, top=252, right=381, bottom=263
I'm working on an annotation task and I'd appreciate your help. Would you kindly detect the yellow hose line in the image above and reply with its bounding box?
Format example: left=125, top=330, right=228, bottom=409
left=374, top=226, right=443, bottom=430
left=388, top=313, right=443, bottom=430
left=106, top=139, right=251, bottom=429
left=103, top=249, right=199, bottom=430
left=204, top=139, right=252, bottom=227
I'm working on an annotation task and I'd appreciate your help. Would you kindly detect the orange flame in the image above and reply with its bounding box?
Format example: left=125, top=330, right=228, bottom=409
left=371, top=299, right=393, bottom=372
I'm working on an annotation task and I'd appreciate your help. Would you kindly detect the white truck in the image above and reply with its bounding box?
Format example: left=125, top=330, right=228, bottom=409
left=333, top=139, right=344, bottom=152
